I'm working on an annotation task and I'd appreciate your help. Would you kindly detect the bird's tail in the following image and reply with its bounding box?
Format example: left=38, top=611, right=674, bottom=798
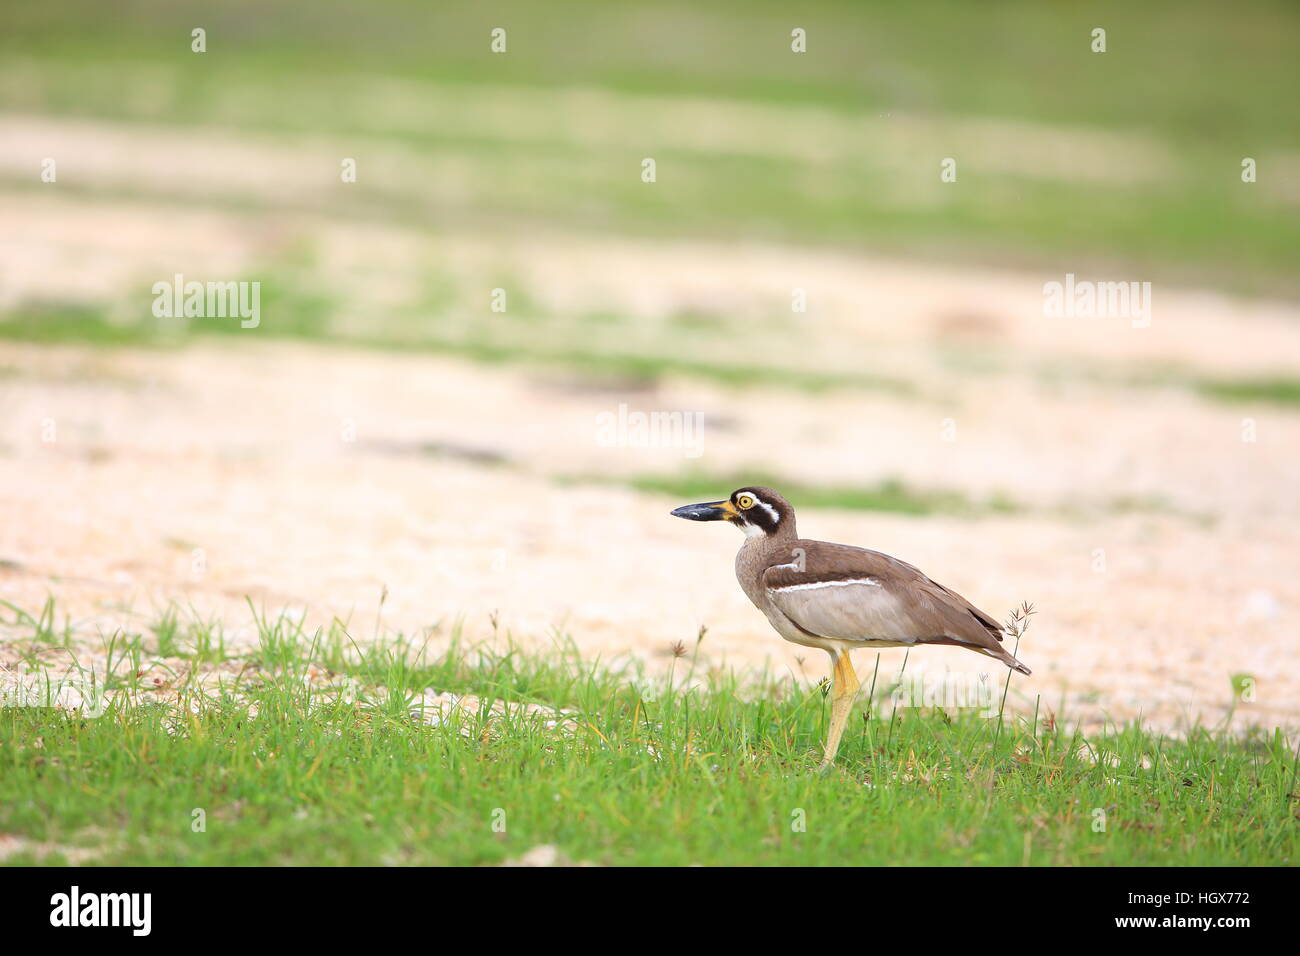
left=992, top=646, right=1031, bottom=676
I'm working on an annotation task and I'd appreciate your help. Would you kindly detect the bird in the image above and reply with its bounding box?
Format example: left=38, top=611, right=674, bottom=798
left=670, top=486, right=1030, bottom=770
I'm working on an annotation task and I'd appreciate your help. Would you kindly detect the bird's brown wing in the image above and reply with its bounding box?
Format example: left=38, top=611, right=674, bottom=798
left=763, top=542, right=1017, bottom=663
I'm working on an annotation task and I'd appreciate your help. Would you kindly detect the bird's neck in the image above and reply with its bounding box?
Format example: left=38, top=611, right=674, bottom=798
left=737, top=522, right=797, bottom=561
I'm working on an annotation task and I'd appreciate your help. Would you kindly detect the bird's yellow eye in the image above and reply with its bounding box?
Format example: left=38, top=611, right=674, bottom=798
left=736, top=494, right=756, bottom=510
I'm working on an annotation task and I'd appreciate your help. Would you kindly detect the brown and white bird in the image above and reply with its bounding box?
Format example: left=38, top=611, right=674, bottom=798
left=671, top=486, right=1030, bottom=769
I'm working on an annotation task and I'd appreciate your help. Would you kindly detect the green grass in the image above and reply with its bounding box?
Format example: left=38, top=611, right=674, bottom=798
left=1, top=603, right=1294, bottom=865
left=0, top=297, right=914, bottom=397
left=1195, top=377, right=1300, bottom=407
left=575, top=470, right=1210, bottom=523
left=5, top=0, right=1297, bottom=147
left=409, top=341, right=914, bottom=395
left=0, top=303, right=164, bottom=347
left=594, top=471, right=1019, bottom=518
left=9, top=301, right=1299, bottom=429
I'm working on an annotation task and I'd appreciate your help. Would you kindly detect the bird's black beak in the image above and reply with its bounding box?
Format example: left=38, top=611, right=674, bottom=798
left=670, top=499, right=736, bottom=522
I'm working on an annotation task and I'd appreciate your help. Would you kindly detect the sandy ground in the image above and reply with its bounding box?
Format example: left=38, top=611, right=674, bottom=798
left=1, top=331, right=1296, bottom=733
left=1, top=107, right=1297, bottom=734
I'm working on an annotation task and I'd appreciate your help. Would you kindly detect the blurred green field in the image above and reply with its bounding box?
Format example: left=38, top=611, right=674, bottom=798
left=3, top=0, right=1299, bottom=294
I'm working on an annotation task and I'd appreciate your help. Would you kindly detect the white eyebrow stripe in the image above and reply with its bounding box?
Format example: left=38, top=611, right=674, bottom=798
left=752, top=500, right=779, bottom=525
left=770, top=577, right=882, bottom=592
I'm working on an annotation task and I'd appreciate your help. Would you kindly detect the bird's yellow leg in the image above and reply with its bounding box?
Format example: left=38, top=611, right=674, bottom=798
left=817, top=651, right=860, bottom=772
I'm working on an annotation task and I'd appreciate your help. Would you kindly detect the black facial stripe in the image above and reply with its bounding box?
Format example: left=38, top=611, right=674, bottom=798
left=743, top=499, right=780, bottom=533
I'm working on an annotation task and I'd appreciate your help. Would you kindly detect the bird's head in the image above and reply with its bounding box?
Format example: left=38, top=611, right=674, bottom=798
left=670, top=486, right=795, bottom=538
